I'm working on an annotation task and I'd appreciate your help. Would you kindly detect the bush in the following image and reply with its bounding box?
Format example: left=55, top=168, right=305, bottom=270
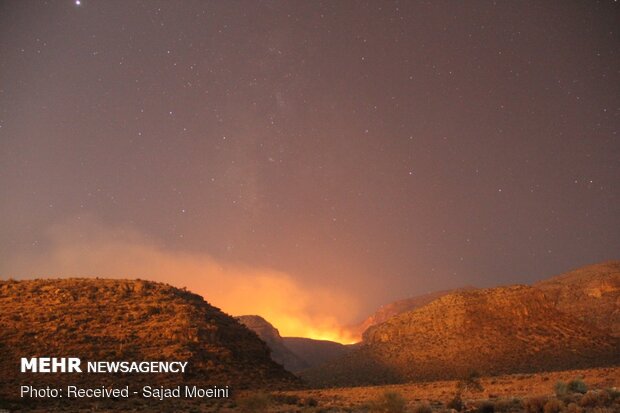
left=554, top=381, right=569, bottom=397
left=411, top=403, right=432, bottom=413
left=477, top=401, right=495, bottom=413
left=543, top=398, right=564, bottom=413
left=370, top=391, right=408, bottom=413
left=447, top=393, right=463, bottom=411
left=578, top=390, right=610, bottom=407
left=604, top=387, right=620, bottom=401
left=564, top=402, right=583, bottom=413
left=306, top=397, right=318, bottom=407
left=457, top=371, right=484, bottom=393
left=272, top=393, right=300, bottom=405
left=237, top=392, right=271, bottom=413
left=522, top=397, right=547, bottom=413
left=567, top=379, right=587, bottom=394
left=145, top=305, right=161, bottom=316
left=494, top=398, right=519, bottom=412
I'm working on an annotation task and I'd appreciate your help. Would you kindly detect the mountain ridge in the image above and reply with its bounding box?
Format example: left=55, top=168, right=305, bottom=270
left=236, top=315, right=352, bottom=373
left=301, top=262, right=620, bottom=387
left=236, top=315, right=310, bottom=372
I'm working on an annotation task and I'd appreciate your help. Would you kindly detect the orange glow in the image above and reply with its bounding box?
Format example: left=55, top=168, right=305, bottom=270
left=301, top=329, right=359, bottom=345
left=5, top=216, right=362, bottom=344
left=252, top=313, right=360, bottom=344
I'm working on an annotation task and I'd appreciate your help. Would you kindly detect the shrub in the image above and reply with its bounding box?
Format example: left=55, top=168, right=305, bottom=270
left=494, top=398, right=519, bottom=412
left=457, top=371, right=484, bottom=394
left=145, top=305, right=161, bottom=316
left=604, top=387, right=620, bottom=401
left=411, top=403, right=433, bottom=413
left=567, top=379, right=587, bottom=394
left=565, top=402, right=583, bottom=413
left=306, top=397, right=319, bottom=407
left=522, top=397, right=547, bottom=413
left=578, top=390, right=610, bottom=407
left=554, top=381, right=569, bottom=397
left=543, top=398, right=564, bottom=413
left=237, top=392, right=271, bottom=413
left=370, top=392, right=408, bottom=413
left=447, top=393, right=463, bottom=411
left=272, top=393, right=300, bottom=405
left=477, top=401, right=495, bottom=413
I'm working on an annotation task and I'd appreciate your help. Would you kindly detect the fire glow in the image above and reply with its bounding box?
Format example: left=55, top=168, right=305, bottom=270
left=4, top=217, right=361, bottom=345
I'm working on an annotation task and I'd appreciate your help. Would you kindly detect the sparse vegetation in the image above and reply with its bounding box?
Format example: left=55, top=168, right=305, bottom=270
left=578, top=390, right=610, bottom=407
left=605, top=387, right=620, bottom=401
left=306, top=397, right=319, bottom=407
left=0, top=278, right=298, bottom=405
left=543, top=398, right=565, bottom=413
left=237, top=392, right=271, bottom=413
left=523, top=396, right=547, bottom=413
left=457, top=370, right=485, bottom=394
left=477, top=400, right=495, bottom=413
left=494, top=398, right=520, bottom=412
left=555, top=380, right=569, bottom=397
left=411, top=402, right=433, bottom=413
left=564, top=402, right=583, bottom=413
left=568, top=379, right=588, bottom=394
left=2, top=274, right=619, bottom=412
left=272, top=393, right=300, bottom=405
left=369, top=391, right=408, bottom=413
left=447, top=392, right=463, bottom=411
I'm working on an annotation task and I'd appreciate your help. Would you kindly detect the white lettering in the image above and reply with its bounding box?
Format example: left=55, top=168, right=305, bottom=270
left=20, top=357, right=82, bottom=373
left=21, top=358, right=37, bottom=373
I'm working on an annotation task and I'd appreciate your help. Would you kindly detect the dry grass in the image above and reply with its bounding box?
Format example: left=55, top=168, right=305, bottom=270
left=282, top=367, right=619, bottom=413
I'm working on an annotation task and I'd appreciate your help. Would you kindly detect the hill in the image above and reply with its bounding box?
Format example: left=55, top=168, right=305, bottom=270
left=534, top=261, right=620, bottom=336
left=236, top=315, right=309, bottom=372
left=236, top=315, right=353, bottom=373
left=301, top=285, right=620, bottom=387
left=348, top=287, right=475, bottom=338
left=282, top=337, right=352, bottom=370
left=0, top=278, right=298, bottom=401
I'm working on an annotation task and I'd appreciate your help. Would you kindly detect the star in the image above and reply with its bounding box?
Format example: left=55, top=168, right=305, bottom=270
left=75, top=0, right=81, bottom=5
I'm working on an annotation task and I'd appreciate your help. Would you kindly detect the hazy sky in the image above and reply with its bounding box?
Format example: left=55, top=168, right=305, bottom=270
left=1, top=1, right=618, bottom=338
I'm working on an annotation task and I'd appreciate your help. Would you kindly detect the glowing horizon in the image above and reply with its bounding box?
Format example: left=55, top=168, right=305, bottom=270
left=1, top=217, right=362, bottom=346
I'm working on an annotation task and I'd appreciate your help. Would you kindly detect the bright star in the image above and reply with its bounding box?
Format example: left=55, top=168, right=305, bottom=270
left=75, top=0, right=81, bottom=5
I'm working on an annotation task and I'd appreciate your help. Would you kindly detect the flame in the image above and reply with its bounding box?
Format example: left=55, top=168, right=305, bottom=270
left=303, top=329, right=359, bottom=345
left=257, top=313, right=360, bottom=344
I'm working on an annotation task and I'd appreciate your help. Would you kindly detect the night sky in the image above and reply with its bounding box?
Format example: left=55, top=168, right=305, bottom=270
left=1, top=1, right=618, bottom=339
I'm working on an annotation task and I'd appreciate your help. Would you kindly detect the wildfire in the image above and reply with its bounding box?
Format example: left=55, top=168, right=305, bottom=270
left=258, top=313, right=360, bottom=344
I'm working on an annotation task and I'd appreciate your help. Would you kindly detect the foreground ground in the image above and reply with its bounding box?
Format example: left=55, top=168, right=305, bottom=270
left=3, top=366, right=618, bottom=412
left=278, top=366, right=620, bottom=412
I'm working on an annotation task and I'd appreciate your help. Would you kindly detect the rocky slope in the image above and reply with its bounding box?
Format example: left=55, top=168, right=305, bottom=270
left=236, top=315, right=353, bottom=373
left=236, top=315, right=309, bottom=372
left=282, top=337, right=352, bottom=369
left=0, top=278, right=298, bottom=401
left=349, top=287, right=475, bottom=338
left=534, top=261, right=620, bottom=336
left=302, top=285, right=620, bottom=387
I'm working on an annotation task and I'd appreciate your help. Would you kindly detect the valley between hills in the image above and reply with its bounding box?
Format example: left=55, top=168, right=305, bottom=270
left=0, top=261, right=618, bottom=412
